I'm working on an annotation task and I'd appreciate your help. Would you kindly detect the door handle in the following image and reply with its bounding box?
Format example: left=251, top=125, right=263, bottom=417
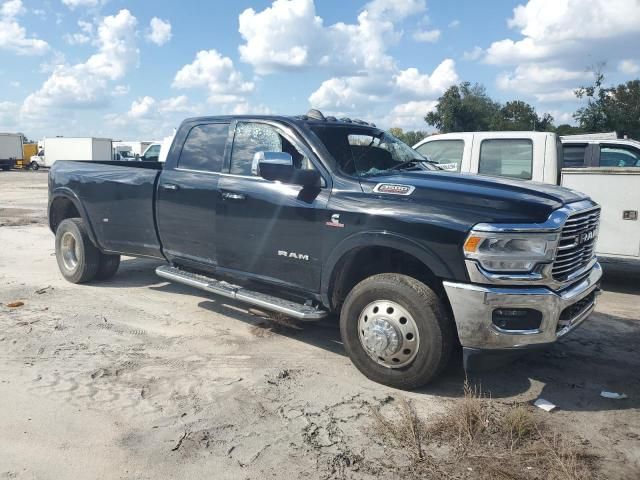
left=161, top=183, right=179, bottom=191
left=221, top=191, right=246, bottom=201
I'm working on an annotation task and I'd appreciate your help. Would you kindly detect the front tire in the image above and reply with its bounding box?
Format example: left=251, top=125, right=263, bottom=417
left=30, top=161, right=40, bottom=171
left=55, top=218, right=100, bottom=283
left=340, top=273, right=454, bottom=390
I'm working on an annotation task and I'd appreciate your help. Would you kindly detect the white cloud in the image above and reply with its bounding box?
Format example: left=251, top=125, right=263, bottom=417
left=238, top=0, right=426, bottom=75
left=128, top=96, right=155, bottom=118
left=112, top=84, right=129, bottom=96
left=448, top=19, right=460, bottom=28
left=0, top=0, right=49, bottom=55
left=61, top=0, right=101, bottom=9
left=462, top=46, right=483, bottom=61
left=395, top=60, right=459, bottom=96
left=481, top=0, right=640, bottom=107
left=147, top=17, right=172, bottom=46
left=413, top=28, right=441, bottom=43
left=496, top=64, right=587, bottom=101
left=239, top=0, right=454, bottom=125
left=173, top=49, right=254, bottom=105
left=64, top=32, right=90, bottom=45
left=385, top=100, right=437, bottom=130
left=309, top=59, right=459, bottom=113
left=22, top=9, right=138, bottom=115
left=619, top=59, right=640, bottom=75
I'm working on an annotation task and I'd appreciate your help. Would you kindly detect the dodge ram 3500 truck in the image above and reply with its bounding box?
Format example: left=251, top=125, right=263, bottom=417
left=48, top=110, right=603, bottom=389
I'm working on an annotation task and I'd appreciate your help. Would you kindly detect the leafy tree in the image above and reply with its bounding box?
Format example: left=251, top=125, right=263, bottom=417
left=425, top=82, right=501, bottom=132
left=490, top=101, right=555, bottom=131
left=554, top=124, right=585, bottom=136
left=389, top=128, right=428, bottom=146
left=425, top=82, right=554, bottom=133
left=574, top=70, right=640, bottom=139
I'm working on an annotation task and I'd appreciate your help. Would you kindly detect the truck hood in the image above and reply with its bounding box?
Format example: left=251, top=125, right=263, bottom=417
left=360, top=170, right=588, bottom=223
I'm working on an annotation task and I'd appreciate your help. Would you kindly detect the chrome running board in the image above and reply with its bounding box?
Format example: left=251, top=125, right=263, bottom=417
left=156, top=265, right=327, bottom=321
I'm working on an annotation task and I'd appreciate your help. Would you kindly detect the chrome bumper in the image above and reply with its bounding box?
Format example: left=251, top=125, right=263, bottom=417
left=443, top=262, right=602, bottom=349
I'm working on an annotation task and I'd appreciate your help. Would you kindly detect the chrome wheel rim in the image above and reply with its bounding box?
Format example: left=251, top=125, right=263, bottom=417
left=60, top=231, right=79, bottom=271
left=358, top=300, right=420, bottom=369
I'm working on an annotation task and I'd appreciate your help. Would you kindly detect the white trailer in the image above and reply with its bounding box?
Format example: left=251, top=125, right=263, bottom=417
left=34, top=137, right=112, bottom=168
left=0, top=133, right=24, bottom=171
left=113, top=141, right=155, bottom=158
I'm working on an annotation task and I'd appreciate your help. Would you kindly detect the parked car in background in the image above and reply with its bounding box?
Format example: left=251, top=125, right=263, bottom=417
left=0, top=133, right=24, bottom=171
left=31, top=137, right=113, bottom=169
left=139, top=143, right=161, bottom=161
left=413, top=131, right=640, bottom=261
left=47, top=110, right=603, bottom=389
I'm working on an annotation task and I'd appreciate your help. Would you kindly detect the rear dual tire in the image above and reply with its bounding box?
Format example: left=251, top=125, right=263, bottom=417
left=55, top=218, right=120, bottom=283
left=340, top=273, right=454, bottom=390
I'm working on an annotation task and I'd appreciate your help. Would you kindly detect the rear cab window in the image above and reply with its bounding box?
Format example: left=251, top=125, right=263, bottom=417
left=415, top=140, right=464, bottom=172
left=478, top=139, right=533, bottom=180
left=178, top=123, right=229, bottom=172
left=562, top=144, right=588, bottom=167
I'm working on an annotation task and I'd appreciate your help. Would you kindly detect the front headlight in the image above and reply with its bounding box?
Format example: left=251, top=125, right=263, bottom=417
left=463, top=231, right=559, bottom=273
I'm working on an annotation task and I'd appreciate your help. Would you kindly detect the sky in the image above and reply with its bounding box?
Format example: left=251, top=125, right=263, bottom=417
left=1, top=0, right=639, bottom=141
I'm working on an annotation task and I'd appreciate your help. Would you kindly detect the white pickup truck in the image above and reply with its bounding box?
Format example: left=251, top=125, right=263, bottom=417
left=413, top=132, right=640, bottom=261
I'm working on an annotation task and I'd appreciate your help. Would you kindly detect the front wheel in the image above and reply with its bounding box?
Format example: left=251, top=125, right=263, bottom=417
left=30, top=161, right=40, bottom=171
left=340, top=273, right=454, bottom=390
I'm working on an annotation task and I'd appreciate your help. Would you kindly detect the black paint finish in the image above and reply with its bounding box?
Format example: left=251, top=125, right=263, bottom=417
left=48, top=115, right=590, bottom=311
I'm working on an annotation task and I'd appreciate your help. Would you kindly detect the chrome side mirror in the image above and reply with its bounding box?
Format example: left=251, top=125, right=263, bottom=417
left=251, top=151, right=293, bottom=176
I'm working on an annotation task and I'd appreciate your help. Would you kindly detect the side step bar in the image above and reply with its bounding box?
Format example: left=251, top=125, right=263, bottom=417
left=156, top=265, right=328, bottom=321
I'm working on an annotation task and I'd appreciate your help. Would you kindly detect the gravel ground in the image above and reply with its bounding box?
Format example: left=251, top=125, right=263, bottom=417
left=0, top=170, right=638, bottom=479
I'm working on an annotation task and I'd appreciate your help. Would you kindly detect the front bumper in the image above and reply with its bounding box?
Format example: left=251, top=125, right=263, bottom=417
left=443, top=262, right=602, bottom=350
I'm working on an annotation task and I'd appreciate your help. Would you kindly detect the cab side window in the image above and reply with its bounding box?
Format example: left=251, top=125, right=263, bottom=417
left=479, top=139, right=533, bottom=180
left=230, top=122, right=314, bottom=176
left=562, top=144, right=587, bottom=167
left=415, top=140, right=464, bottom=171
left=178, top=123, right=229, bottom=172
left=599, top=145, right=640, bottom=167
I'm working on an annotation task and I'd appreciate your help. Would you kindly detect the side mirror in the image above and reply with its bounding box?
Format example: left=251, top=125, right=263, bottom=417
left=252, top=151, right=321, bottom=188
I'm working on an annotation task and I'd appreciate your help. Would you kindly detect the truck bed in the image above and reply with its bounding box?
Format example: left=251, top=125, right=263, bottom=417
left=49, top=160, right=164, bottom=258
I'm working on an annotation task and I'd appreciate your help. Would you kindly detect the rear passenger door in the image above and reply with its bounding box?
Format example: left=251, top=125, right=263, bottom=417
left=157, top=123, right=230, bottom=268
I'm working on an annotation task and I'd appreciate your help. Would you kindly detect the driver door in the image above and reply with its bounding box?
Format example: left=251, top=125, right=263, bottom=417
left=216, top=121, right=330, bottom=292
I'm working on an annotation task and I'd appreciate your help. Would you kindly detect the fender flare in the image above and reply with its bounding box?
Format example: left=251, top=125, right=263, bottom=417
left=49, top=188, right=102, bottom=249
left=320, top=231, right=454, bottom=307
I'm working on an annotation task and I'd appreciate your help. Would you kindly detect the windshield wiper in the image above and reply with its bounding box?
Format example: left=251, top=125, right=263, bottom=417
left=388, top=159, right=442, bottom=171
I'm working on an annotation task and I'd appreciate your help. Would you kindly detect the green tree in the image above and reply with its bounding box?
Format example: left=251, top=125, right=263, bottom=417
left=490, top=101, right=555, bottom=131
left=425, top=82, right=501, bottom=132
left=574, top=71, right=640, bottom=139
left=554, top=124, right=585, bottom=136
left=389, top=128, right=428, bottom=146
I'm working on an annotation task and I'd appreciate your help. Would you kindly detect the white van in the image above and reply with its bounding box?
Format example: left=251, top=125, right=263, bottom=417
left=413, top=132, right=640, bottom=261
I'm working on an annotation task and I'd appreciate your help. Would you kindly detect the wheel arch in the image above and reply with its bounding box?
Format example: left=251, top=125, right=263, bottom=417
left=321, top=232, right=454, bottom=311
left=49, top=189, right=100, bottom=248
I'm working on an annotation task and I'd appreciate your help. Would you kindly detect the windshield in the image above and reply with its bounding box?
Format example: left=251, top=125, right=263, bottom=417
left=310, top=125, right=437, bottom=177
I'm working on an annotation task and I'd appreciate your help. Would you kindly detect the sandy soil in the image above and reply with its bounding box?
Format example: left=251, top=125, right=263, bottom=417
left=0, top=170, right=638, bottom=479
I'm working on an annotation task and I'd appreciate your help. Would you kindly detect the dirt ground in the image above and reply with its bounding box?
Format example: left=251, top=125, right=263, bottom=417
left=0, top=170, right=638, bottom=479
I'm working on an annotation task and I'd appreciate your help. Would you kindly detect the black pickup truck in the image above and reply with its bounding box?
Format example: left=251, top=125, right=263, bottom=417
left=48, top=110, right=603, bottom=389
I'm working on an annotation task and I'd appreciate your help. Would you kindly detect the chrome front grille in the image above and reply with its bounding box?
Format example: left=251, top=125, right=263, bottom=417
left=552, top=208, right=600, bottom=281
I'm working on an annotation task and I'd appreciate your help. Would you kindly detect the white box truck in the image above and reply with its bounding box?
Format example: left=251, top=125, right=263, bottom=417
left=32, top=137, right=112, bottom=168
left=413, top=132, right=640, bottom=261
left=0, top=133, right=24, bottom=171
